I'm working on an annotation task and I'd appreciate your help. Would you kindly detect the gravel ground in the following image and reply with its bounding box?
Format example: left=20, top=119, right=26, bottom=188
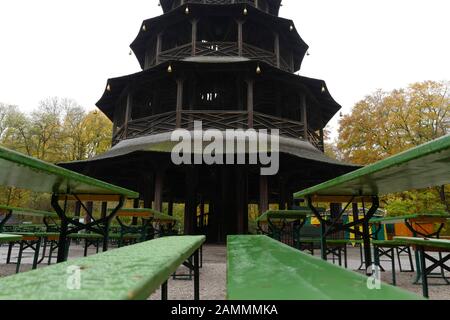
left=1, top=243, right=449, bottom=300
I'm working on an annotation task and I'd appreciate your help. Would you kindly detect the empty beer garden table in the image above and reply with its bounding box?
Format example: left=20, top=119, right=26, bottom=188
left=113, top=208, right=179, bottom=246
left=0, top=145, right=139, bottom=263
left=256, top=210, right=308, bottom=249
left=294, top=134, right=450, bottom=271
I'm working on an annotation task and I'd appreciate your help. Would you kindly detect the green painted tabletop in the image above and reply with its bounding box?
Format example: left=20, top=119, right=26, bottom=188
left=0, top=205, right=59, bottom=218
left=294, top=135, right=450, bottom=198
left=0, top=145, right=139, bottom=198
left=370, top=213, right=450, bottom=224
left=0, top=233, right=22, bottom=243
left=0, top=235, right=205, bottom=300
left=256, top=210, right=309, bottom=222
left=227, top=235, right=422, bottom=300
left=394, top=237, right=450, bottom=250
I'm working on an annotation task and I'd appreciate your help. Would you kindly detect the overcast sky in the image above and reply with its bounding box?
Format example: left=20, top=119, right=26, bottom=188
left=0, top=0, right=449, bottom=135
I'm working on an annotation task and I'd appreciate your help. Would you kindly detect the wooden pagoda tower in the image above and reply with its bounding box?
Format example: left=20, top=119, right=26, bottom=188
left=61, top=0, right=358, bottom=243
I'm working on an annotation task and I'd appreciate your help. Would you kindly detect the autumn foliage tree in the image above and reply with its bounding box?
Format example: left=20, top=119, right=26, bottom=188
left=336, top=81, right=449, bottom=214
left=0, top=98, right=112, bottom=209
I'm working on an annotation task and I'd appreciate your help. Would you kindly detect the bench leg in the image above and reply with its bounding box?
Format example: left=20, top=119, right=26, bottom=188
left=391, top=248, right=396, bottom=286
left=84, top=239, right=89, bottom=257
left=7, top=242, right=14, bottom=264
left=419, top=247, right=429, bottom=298
left=32, top=239, right=42, bottom=270
left=194, top=249, right=200, bottom=300
left=15, top=241, right=24, bottom=274
left=161, top=281, right=168, bottom=300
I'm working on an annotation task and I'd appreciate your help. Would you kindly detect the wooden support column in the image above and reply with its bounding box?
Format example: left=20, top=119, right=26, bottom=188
left=101, top=202, right=107, bottom=219
left=274, top=33, right=280, bottom=68
left=237, top=20, right=243, bottom=56
left=74, top=202, right=81, bottom=218
left=278, top=176, right=286, bottom=210
left=184, top=167, right=198, bottom=235
left=176, top=78, right=184, bottom=128
left=259, top=175, right=269, bottom=215
left=85, top=202, right=93, bottom=224
left=236, top=168, right=248, bottom=234
left=153, top=171, right=164, bottom=212
left=143, top=173, right=155, bottom=209
left=246, top=79, right=254, bottom=128
left=132, top=199, right=139, bottom=225
left=124, top=92, right=133, bottom=138
left=191, top=19, right=198, bottom=56
left=301, top=95, right=308, bottom=141
left=155, top=33, right=162, bottom=65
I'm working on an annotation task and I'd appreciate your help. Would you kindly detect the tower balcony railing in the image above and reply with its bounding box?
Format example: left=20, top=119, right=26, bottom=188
left=156, top=41, right=292, bottom=72
left=112, top=110, right=323, bottom=151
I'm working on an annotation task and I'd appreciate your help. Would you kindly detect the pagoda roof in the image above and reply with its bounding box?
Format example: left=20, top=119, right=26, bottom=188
left=159, top=0, right=283, bottom=16
left=97, top=59, right=341, bottom=130
left=131, top=3, right=308, bottom=70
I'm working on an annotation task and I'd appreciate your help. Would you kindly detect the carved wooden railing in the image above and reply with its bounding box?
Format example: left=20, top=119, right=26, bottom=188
left=112, top=110, right=323, bottom=150
left=253, top=112, right=306, bottom=139
left=154, top=41, right=292, bottom=72
left=183, top=0, right=256, bottom=6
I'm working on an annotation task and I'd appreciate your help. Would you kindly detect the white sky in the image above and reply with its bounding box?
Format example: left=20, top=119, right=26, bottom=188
left=0, top=0, right=449, bottom=136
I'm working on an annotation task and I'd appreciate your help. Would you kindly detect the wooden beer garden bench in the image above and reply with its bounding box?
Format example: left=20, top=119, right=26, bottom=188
left=294, top=134, right=450, bottom=276
left=227, top=235, right=422, bottom=300
left=395, top=237, right=450, bottom=298
left=371, top=213, right=450, bottom=285
left=0, top=145, right=139, bottom=263
left=0, top=206, right=63, bottom=272
left=0, top=235, right=205, bottom=300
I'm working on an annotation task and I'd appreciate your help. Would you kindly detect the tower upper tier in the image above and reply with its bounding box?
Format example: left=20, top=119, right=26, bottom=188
left=159, top=0, right=282, bottom=16
left=132, top=3, right=308, bottom=72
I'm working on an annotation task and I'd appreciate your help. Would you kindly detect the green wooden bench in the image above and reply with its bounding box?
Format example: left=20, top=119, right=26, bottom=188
left=294, top=134, right=450, bottom=271
left=395, top=237, right=450, bottom=298
left=0, top=145, right=139, bottom=263
left=0, top=235, right=205, bottom=300
left=227, top=235, right=422, bottom=300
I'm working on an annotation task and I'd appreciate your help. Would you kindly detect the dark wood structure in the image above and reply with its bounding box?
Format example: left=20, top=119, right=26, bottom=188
left=61, top=0, right=358, bottom=243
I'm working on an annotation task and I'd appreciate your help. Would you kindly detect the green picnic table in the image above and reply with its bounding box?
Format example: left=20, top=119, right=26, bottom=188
left=0, top=205, right=59, bottom=234
left=0, top=145, right=139, bottom=263
left=227, top=235, right=422, bottom=300
left=294, top=134, right=450, bottom=271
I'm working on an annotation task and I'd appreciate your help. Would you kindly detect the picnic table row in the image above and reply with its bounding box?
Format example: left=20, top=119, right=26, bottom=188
left=0, top=144, right=206, bottom=300
left=0, top=131, right=448, bottom=300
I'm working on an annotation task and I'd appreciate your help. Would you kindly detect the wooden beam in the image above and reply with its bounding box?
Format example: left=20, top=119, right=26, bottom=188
left=301, top=94, right=308, bottom=141
left=246, top=79, right=254, bottom=128
left=153, top=171, right=164, bottom=212
left=191, top=19, right=198, bottom=56
left=274, top=33, right=280, bottom=68
left=176, top=78, right=184, bottom=128
left=237, top=20, right=243, bottom=56
left=155, top=33, right=162, bottom=65
left=259, top=175, right=269, bottom=215
left=124, top=93, right=133, bottom=138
